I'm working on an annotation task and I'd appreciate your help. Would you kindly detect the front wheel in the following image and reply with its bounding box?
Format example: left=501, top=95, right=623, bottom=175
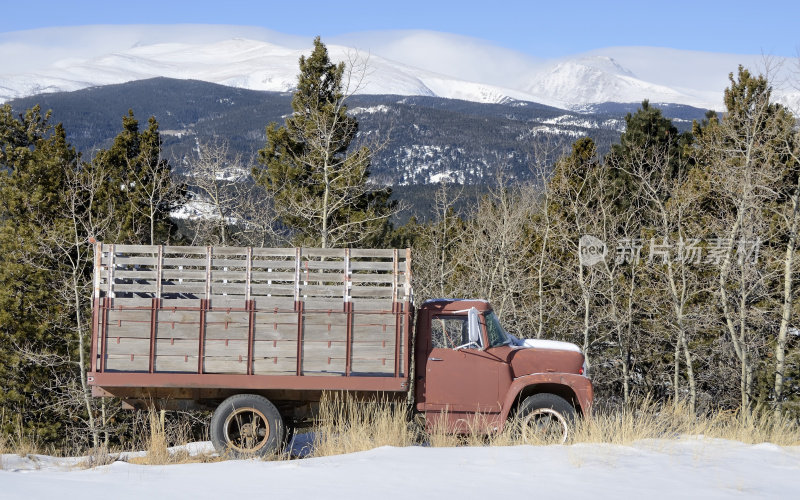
left=517, top=393, right=575, bottom=444
left=210, top=394, right=285, bottom=458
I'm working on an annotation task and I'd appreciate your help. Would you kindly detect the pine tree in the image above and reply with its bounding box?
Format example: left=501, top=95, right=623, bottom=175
left=0, top=105, right=77, bottom=442
left=92, top=110, right=182, bottom=245
left=255, top=37, right=394, bottom=248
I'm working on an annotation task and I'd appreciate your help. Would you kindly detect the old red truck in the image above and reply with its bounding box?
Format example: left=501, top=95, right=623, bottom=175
left=89, top=243, right=592, bottom=456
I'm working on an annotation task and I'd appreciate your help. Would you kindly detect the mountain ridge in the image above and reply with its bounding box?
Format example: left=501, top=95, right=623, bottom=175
left=3, top=25, right=797, bottom=111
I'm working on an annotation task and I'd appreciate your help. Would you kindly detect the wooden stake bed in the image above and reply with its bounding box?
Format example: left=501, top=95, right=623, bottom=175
left=89, top=244, right=413, bottom=396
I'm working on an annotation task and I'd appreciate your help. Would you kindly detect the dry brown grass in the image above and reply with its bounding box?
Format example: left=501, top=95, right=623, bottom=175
left=123, top=407, right=218, bottom=466
left=307, top=393, right=800, bottom=457
left=0, top=416, right=44, bottom=459
left=310, top=392, right=416, bottom=457
left=573, top=398, right=800, bottom=446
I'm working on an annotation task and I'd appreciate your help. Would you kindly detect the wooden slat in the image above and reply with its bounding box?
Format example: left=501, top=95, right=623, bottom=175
left=298, top=285, right=345, bottom=297
left=252, top=357, right=298, bottom=374
left=349, top=261, right=395, bottom=271
left=160, top=299, right=202, bottom=309
left=203, top=358, right=248, bottom=374
left=349, top=287, right=395, bottom=298
left=105, top=337, right=150, bottom=354
left=251, top=297, right=296, bottom=309
left=250, top=284, right=296, bottom=295
left=302, top=312, right=348, bottom=326
left=163, top=246, right=209, bottom=255
left=350, top=249, right=396, bottom=258
left=203, top=339, right=249, bottom=357
left=104, top=355, right=149, bottom=372
left=351, top=300, right=395, bottom=312
left=253, top=311, right=299, bottom=323
left=209, top=246, right=249, bottom=256
left=160, top=270, right=207, bottom=280
left=161, top=283, right=207, bottom=294
left=103, top=244, right=157, bottom=253
left=251, top=248, right=297, bottom=257
left=302, top=248, right=345, bottom=258
left=154, top=323, right=199, bottom=340
left=252, top=340, right=298, bottom=357
left=110, top=297, right=154, bottom=307
left=302, top=324, right=348, bottom=339
left=250, top=271, right=296, bottom=281
left=250, top=260, right=298, bottom=270
left=108, top=310, right=154, bottom=322
left=302, top=298, right=346, bottom=310
left=112, top=256, right=158, bottom=266
left=302, top=261, right=345, bottom=271
left=162, top=257, right=208, bottom=267
left=211, top=258, right=248, bottom=267
left=113, top=270, right=157, bottom=279
left=253, top=328, right=301, bottom=342
left=349, top=274, right=395, bottom=284
left=105, top=323, right=158, bottom=339
left=209, top=283, right=247, bottom=294
left=155, top=356, right=200, bottom=372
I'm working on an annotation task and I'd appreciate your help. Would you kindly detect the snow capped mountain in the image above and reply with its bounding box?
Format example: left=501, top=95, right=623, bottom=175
left=0, top=34, right=556, bottom=107
left=1, top=25, right=798, bottom=111
left=522, top=56, right=708, bottom=110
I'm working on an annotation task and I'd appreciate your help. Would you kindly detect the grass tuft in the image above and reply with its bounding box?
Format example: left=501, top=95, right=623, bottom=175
left=311, top=392, right=416, bottom=457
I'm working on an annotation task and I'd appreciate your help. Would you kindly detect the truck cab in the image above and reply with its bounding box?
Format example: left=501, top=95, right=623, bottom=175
left=414, top=299, right=592, bottom=438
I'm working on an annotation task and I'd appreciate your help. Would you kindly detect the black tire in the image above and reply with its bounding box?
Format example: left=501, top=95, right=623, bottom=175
left=210, top=394, right=285, bottom=458
left=517, top=393, right=575, bottom=444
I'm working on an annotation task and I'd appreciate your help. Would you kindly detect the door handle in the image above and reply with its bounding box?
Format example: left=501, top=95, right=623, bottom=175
left=428, top=357, right=443, bottom=361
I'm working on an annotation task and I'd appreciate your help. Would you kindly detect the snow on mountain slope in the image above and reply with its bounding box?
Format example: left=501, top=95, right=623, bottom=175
left=522, top=56, right=710, bottom=109
left=0, top=35, right=554, bottom=106
left=1, top=25, right=798, bottom=111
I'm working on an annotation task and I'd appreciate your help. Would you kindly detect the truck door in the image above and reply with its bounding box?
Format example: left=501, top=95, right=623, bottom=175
left=421, top=312, right=504, bottom=413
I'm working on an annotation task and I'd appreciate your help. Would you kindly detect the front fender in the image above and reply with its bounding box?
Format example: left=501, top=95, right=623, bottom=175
left=498, top=373, right=593, bottom=423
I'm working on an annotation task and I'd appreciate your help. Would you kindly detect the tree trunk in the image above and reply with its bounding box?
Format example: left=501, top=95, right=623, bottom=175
left=774, top=179, right=800, bottom=417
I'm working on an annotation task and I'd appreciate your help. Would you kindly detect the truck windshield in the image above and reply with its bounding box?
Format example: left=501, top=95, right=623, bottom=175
left=484, top=311, right=511, bottom=347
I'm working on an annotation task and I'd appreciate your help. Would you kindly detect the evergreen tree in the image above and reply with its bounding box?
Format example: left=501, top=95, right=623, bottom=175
left=0, top=104, right=76, bottom=441
left=255, top=37, right=394, bottom=248
left=92, top=110, right=182, bottom=245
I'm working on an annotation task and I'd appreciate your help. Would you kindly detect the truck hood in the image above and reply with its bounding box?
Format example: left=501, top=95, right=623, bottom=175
left=507, top=339, right=585, bottom=378
left=512, top=338, right=582, bottom=352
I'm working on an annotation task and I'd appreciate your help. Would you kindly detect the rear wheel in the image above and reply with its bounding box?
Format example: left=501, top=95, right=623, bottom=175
left=210, top=394, right=284, bottom=458
left=517, top=393, right=575, bottom=444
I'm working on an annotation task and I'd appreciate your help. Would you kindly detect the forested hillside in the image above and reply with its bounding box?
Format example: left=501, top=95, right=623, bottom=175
left=7, top=77, right=707, bottom=186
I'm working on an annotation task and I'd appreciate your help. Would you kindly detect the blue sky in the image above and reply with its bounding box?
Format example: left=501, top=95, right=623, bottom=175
left=1, top=0, right=798, bottom=58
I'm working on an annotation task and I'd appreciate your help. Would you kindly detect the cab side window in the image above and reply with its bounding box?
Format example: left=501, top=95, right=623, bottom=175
left=430, top=315, right=468, bottom=349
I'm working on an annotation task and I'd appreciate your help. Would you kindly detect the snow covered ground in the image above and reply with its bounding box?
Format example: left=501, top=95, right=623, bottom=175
left=3, top=437, right=799, bottom=499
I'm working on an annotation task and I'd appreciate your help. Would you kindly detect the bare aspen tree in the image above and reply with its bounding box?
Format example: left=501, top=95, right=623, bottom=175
left=527, top=138, right=569, bottom=339
left=455, top=172, right=538, bottom=330
left=29, top=159, right=120, bottom=448
left=127, top=148, right=182, bottom=246
left=617, top=143, right=701, bottom=410
left=699, top=67, right=786, bottom=408
left=185, top=139, right=250, bottom=245
left=547, top=139, right=609, bottom=371
left=410, top=182, right=464, bottom=301
left=770, top=115, right=800, bottom=416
